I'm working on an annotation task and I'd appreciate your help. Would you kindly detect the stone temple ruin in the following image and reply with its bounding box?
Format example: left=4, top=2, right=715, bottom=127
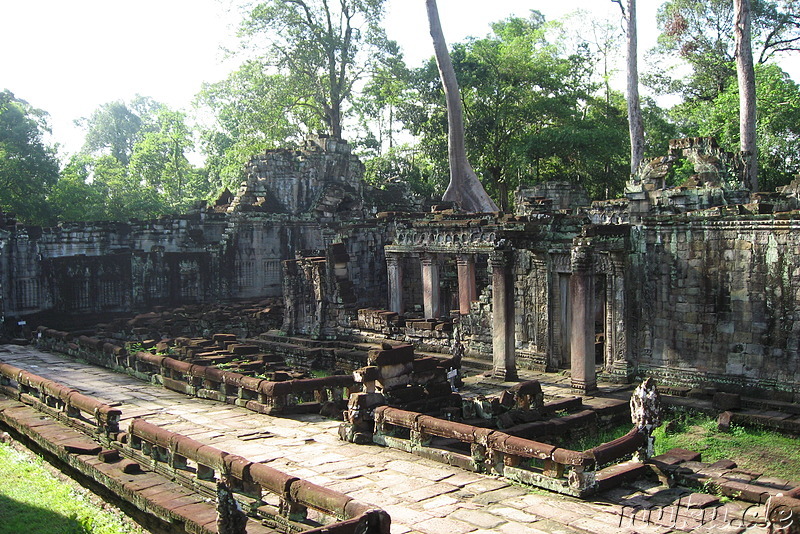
left=2, top=134, right=800, bottom=531
left=3, top=135, right=800, bottom=401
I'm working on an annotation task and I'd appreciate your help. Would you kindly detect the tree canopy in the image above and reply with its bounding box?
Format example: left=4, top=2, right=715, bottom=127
left=0, top=90, right=60, bottom=225
left=400, top=13, right=631, bottom=206
left=649, top=0, right=800, bottom=190
left=237, top=0, right=391, bottom=139
left=4, top=2, right=800, bottom=224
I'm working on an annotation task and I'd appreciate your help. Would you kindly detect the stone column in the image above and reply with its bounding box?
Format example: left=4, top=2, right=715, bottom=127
left=421, top=255, right=440, bottom=319
left=569, top=241, right=597, bottom=394
left=608, top=254, right=633, bottom=382
left=491, top=249, right=517, bottom=380
left=386, top=253, right=404, bottom=314
left=456, top=254, right=477, bottom=315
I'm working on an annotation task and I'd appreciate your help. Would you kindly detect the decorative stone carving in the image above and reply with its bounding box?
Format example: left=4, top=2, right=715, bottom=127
left=216, top=477, right=248, bottom=534
left=630, top=377, right=663, bottom=461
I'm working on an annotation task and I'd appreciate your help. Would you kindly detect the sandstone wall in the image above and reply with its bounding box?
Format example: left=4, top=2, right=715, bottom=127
left=632, top=215, right=800, bottom=398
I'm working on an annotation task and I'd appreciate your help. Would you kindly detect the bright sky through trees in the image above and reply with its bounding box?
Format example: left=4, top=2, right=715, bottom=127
left=1, top=0, right=793, bottom=158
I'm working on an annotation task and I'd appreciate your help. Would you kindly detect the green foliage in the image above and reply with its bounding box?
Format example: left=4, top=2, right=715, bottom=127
left=401, top=13, right=631, bottom=206
left=195, top=61, right=312, bottom=191
left=363, top=145, right=438, bottom=198
left=666, top=158, right=696, bottom=186
left=670, top=63, right=800, bottom=191
left=352, top=39, right=412, bottom=154
left=51, top=97, right=214, bottom=222
left=237, top=0, right=390, bottom=139
left=129, top=108, right=209, bottom=210
left=0, top=90, right=60, bottom=225
left=53, top=154, right=166, bottom=222
left=0, top=442, right=144, bottom=534
left=78, top=100, right=143, bottom=166
left=651, top=0, right=800, bottom=100
left=647, top=0, right=800, bottom=192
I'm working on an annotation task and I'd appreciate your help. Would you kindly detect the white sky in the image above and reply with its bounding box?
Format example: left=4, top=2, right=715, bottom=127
left=0, top=0, right=792, bottom=159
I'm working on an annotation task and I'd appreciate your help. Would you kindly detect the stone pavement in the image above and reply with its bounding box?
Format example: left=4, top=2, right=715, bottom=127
left=0, top=344, right=750, bottom=534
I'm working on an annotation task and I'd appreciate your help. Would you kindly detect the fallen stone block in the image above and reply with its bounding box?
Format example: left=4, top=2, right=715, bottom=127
left=712, top=392, right=741, bottom=411
left=63, top=441, right=102, bottom=455
left=367, top=344, right=414, bottom=366
left=98, top=449, right=121, bottom=463
left=120, top=459, right=141, bottom=474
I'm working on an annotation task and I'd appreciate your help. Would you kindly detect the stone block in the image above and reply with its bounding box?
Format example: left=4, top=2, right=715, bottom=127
left=376, top=374, right=411, bottom=390
left=709, top=458, right=738, bottom=470
left=378, top=362, right=413, bottom=380
left=664, top=448, right=702, bottom=462
left=353, top=366, right=379, bottom=382
left=712, top=392, right=741, bottom=411
left=717, top=410, right=733, bottom=432
left=367, top=344, right=414, bottom=366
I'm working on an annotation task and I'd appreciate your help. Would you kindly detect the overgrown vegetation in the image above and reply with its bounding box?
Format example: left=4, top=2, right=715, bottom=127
left=0, top=442, right=144, bottom=534
left=561, top=421, right=632, bottom=454
left=654, top=409, right=800, bottom=482
left=555, top=409, right=800, bottom=483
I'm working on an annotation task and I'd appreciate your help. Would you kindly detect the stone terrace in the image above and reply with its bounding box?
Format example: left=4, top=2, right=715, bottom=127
left=0, top=344, right=780, bottom=534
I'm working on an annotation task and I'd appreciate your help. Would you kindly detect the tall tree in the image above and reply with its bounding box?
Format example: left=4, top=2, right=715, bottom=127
left=353, top=40, right=410, bottom=154
left=239, top=0, right=390, bottom=139
left=613, top=0, right=645, bottom=176
left=672, top=64, right=800, bottom=192
left=0, top=90, right=59, bottom=225
left=403, top=14, right=629, bottom=202
left=54, top=154, right=167, bottom=222
left=425, top=0, right=498, bottom=213
left=735, top=0, right=759, bottom=190
left=129, top=107, right=207, bottom=210
left=196, top=61, right=319, bottom=190
left=652, top=0, right=800, bottom=101
left=77, top=100, right=142, bottom=166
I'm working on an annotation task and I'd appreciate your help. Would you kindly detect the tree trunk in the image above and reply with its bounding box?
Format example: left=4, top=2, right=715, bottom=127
left=425, top=0, right=499, bottom=213
left=735, top=0, right=758, bottom=191
left=624, top=0, right=645, bottom=177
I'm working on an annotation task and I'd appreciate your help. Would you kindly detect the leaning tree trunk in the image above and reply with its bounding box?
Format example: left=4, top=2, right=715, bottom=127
left=734, top=0, right=758, bottom=191
left=425, top=0, right=499, bottom=213
left=621, top=0, right=645, bottom=177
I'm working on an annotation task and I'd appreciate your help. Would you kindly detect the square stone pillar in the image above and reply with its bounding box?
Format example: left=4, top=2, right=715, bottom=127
left=608, top=254, right=633, bottom=383
left=421, top=255, right=440, bottom=319
left=456, top=255, right=477, bottom=315
left=570, top=242, right=597, bottom=394
left=491, top=249, right=517, bottom=381
left=386, top=253, right=404, bottom=314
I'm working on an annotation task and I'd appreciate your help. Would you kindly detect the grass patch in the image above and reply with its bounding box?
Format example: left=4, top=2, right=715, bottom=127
left=563, top=422, right=633, bottom=453
left=0, top=442, right=144, bottom=534
left=653, top=409, right=800, bottom=482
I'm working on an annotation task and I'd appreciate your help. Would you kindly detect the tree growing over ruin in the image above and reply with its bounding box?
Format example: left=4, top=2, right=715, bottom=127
left=424, top=0, right=498, bottom=213
left=612, top=0, right=646, bottom=177
left=735, top=0, right=759, bottom=191
left=647, top=0, right=800, bottom=190
left=403, top=12, right=631, bottom=202
left=238, top=0, right=391, bottom=140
